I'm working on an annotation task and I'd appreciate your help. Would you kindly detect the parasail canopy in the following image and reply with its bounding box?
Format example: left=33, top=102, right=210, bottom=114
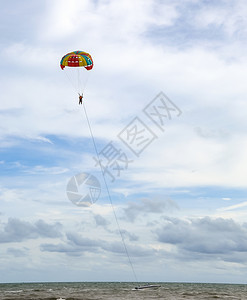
left=60, top=51, right=93, bottom=70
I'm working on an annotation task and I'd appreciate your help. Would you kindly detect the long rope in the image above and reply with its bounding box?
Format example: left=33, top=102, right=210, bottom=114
left=82, top=102, right=139, bottom=283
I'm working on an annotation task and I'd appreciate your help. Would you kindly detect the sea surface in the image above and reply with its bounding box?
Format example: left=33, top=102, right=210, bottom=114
left=0, top=281, right=247, bottom=300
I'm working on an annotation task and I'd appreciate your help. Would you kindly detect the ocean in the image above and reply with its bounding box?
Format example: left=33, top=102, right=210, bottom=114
left=0, top=281, right=247, bottom=300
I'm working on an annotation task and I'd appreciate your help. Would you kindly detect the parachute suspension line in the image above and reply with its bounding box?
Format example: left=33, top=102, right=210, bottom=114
left=77, top=69, right=91, bottom=95
left=82, top=71, right=91, bottom=94
left=64, top=69, right=78, bottom=94
left=64, top=68, right=90, bottom=97
left=82, top=103, right=139, bottom=283
left=77, top=68, right=82, bottom=95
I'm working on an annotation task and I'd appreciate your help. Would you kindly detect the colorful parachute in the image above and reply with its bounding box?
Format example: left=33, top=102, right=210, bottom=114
left=60, top=51, right=93, bottom=70
left=60, top=50, right=93, bottom=95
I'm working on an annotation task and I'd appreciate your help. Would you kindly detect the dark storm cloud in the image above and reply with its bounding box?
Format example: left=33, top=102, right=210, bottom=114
left=0, top=218, right=62, bottom=243
left=120, top=229, right=139, bottom=242
left=41, top=232, right=107, bottom=256
left=66, top=232, right=100, bottom=248
left=41, top=231, right=155, bottom=258
left=93, top=214, right=138, bottom=241
left=66, top=232, right=128, bottom=254
left=40, top=243, right=86, bottom=257
left=35, top=219, right=63, bottom=238
left=101, top=240, right=154, bottom=257
left=156, top=216, right=247, bottom=256
left=123, top=197, right=179, bottom=222
left=7, top=247, right=29, bottom=257
left=94, top=214, right=110, bottom=227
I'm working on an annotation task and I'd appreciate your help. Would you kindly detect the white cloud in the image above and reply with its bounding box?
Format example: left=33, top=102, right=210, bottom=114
left=219, top=201, right=247, bottom=211
left=194, top=0, right=247, bottom=39
left=41, top=0, right=179, bottom=43
left=24, top=165, right=69, bottom=175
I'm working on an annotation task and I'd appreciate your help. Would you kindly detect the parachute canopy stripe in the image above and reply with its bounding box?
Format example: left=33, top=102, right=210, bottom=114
left=60, top=51, right=93, bottom=70
left=61, top=55, right=90, bottom=67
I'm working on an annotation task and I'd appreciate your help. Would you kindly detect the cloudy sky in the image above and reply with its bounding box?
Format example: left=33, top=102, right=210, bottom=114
left=1, top=0, right=247, bottom=284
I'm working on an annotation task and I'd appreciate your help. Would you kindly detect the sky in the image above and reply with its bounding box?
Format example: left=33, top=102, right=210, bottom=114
left=1, top=0, right=247, bottom=284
